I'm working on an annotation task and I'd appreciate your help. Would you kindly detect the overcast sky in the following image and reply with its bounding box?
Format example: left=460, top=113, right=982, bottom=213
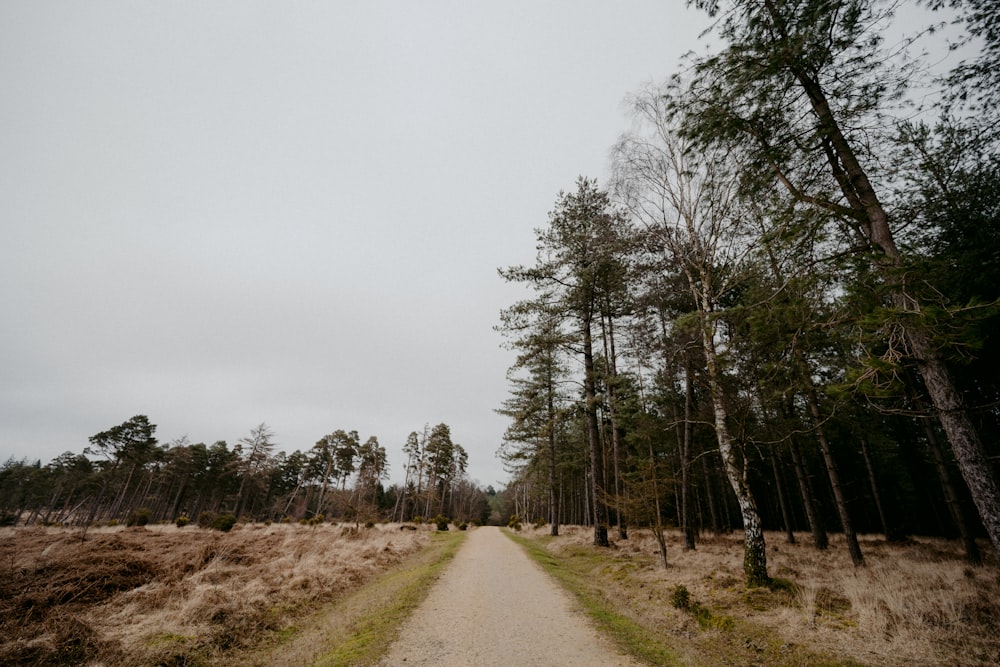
left=0, top=1, right=716, bottom=486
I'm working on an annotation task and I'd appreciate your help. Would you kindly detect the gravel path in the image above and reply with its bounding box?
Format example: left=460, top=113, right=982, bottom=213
left=378, top=526, right=639, bottom=667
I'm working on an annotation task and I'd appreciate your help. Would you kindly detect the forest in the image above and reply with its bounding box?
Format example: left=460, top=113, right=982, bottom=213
left=0, top=416, right=492, bottom=529
left=497, top=0, right=1000, bottom=584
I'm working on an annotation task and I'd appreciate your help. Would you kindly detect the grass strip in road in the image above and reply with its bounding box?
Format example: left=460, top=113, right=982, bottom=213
left=503, top=529, right=681, bottom=667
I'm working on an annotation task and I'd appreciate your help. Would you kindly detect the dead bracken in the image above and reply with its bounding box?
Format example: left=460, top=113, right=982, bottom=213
left=0, top=522, right=430, bottom=665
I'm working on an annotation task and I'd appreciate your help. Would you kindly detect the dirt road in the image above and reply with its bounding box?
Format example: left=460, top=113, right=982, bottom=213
left=378, top=526, right=639, bottom=667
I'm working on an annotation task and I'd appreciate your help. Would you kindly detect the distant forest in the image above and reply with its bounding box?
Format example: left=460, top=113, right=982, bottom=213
left=0, top=416, right=493, bottom=528
left=497, top=0, right=1000, bottom=584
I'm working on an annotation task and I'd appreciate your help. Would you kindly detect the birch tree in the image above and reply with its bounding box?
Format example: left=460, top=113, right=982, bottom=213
left=614, top=89, right=770, bottom=585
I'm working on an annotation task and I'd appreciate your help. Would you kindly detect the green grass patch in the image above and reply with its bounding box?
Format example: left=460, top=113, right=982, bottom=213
left=143, top=632, right=191, bottom=648
left=502, top=530, right=681, bottom=666
left=690, top=602, right=733, bottom=630
left=275, top=625, right=298, bottom=643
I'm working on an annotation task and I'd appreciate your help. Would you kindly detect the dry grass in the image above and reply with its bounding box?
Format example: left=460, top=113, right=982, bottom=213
left=6, top=521, right=995, bottom=665
left=0, top=522, right=434, bottom=665
left=518, top=525, right=1000, bottom=666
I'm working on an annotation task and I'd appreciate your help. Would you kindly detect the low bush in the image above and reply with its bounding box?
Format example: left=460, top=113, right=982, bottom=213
left=125, top=509, right=148, bottom=527
left=671, top=584, right=691, bottom=610
left=211, top=514, right=237, bottom=532
left=175, top=515, right=190, bottom=528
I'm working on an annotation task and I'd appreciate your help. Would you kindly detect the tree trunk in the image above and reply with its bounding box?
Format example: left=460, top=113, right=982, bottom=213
left=787, top=429, right=828, bottom=549
left=770, top=446, right=796, bottom=544
left=859, top=434, right=901, bottom=541
left=391, top=483, right=404, bottom=523
left=169, top=474, right=188, bottom=521
left=698, top=302, right=768, bottom=585
left=583, top=312, right=610, bottom=547
left=647, top=432, right=668, bottom=568
left=603, top=314, right=628, bottom=540
left=282, top=479, right=303, bottom=520
left=701, top=454, right=721, bottom=536
left=110, top=463, right=136, bottom=521
left=804, top=385, right=864, bottom=566
left=682, top=357, right=696, bottom=550
left=911, top=390, right=982, bottom=564
left=547, top=378, right=560, bottom=536
left=907, top=329, right=1000, bottom=553
left=316, top=458, right=333, bottom=519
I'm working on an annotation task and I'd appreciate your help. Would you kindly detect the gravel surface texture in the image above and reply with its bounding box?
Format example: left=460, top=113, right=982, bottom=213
left=378, top=526, right=639, bottom=666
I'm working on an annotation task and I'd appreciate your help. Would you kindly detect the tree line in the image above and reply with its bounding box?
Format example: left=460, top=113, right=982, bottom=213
left=0, top=415, right=490, bottom=528
left=497, top=0, right=1000, bottom=584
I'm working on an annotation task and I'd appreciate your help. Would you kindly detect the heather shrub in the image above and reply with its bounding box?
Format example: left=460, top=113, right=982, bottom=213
left=125, top=507, right=153, bottom=526
left=125, top=508, right=148, bottom=527
left=671, top=584, right=691, bottom=610
left=211, top=514, right=237, bottom=532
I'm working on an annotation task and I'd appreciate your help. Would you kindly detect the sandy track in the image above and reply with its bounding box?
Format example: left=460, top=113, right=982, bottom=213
left=378, top=526, right=638, bottom=667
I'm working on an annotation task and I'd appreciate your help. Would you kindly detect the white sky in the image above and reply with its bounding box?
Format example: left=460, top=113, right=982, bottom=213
left=0, top=1, right=714, bottom=487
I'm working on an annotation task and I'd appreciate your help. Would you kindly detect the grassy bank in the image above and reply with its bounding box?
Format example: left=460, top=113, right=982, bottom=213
left=504, top=528, right=682, bottom=666
left=505, top=526, right=999, bottom=666
left=290, top=528, right=466, bottom=667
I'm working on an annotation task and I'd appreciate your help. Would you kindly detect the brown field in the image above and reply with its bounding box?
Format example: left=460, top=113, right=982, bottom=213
left=0, top=522, right=432, bottom=666
left=4, top=521, right=998, bottom=666
left=518, top=525, right=1000, bottom=666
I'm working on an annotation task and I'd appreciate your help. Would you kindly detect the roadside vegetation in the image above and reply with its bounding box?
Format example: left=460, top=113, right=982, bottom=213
left=0, top=521, right=462, bottom=666
left=508, top=525, right=1000, bottom=667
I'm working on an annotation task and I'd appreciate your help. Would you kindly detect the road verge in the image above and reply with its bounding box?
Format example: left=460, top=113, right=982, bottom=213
left=248, top=529, right=467, bottom=667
